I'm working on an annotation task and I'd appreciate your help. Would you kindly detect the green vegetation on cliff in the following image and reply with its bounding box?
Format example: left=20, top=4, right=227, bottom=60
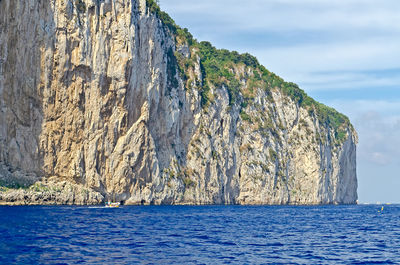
left=74, top=0, right=86, bottom=13
left=146, top=0, right=351, bottom=142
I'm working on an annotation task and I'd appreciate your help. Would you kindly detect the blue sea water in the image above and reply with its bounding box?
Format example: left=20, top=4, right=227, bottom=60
left=0, top=205, right=399, bottom=264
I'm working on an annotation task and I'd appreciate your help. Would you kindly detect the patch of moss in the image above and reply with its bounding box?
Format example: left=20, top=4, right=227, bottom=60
left=240, top=110, right=252, bottom=122
left=200, top=84, right=211, bottom=107
left=75, top=0, right=86, bottom=13
left=183, top=177, right=196, bottom=188
left=146, top=0, right=178, bottom=34
left=279, top=82, right=351, bottom=139
left=335, top=129, right=348, bottom=143
left=0, top=179, right=31, bottom=189
left=269, top=148, right=278, bottom=161
left=29, top=183, right=51, bottom=192
left=166, top=47, right=179, bottom=91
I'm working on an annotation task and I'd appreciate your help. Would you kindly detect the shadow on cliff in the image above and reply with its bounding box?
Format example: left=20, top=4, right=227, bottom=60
left=0, top=0, right=55, bottom=188
left=119, top=6, right=197, bottom=204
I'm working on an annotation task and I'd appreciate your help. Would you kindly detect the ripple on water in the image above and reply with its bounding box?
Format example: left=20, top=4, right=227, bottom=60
left=1, top=205, right=400, bottom=264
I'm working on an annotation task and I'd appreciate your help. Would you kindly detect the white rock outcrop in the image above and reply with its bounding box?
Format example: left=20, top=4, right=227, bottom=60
left=0, top=0, right=357, bottom=205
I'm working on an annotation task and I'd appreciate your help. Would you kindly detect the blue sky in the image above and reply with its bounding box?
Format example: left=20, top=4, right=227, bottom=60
left=160, top=0, right=400, bottom=203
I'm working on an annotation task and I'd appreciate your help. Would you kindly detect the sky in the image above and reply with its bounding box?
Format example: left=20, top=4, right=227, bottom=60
left=159, top=0, right=400, bottom=203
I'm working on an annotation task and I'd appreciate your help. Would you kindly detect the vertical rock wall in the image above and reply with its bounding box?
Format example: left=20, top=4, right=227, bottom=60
left=0, top=0, right=357, bottom=205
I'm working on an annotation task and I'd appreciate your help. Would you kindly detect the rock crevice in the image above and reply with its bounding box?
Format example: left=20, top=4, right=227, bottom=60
left=0, top=0, right=357, bottom=205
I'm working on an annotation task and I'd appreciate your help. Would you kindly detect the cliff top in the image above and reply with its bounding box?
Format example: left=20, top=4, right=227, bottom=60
left=146, top=0, right=353, bottom=143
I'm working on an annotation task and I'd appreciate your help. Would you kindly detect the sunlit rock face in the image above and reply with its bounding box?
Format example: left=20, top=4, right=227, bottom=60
left=0, top=0, right=357, bottom=205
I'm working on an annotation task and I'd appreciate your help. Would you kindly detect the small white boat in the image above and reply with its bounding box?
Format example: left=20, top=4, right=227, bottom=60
left=105, top=201, right=120, bottom=208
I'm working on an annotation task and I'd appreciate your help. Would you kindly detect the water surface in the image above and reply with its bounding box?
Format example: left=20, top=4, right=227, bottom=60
left=1, top=204, right=399, bottom=264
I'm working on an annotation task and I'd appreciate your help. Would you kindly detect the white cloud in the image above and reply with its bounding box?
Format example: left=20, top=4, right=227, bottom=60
left=298, top=72, right=400, bottom=92
left=329, top=100, right=400, bottom=166
left=161, top=0, right=400, bottom=93
left=251, top=38, right=400, bottom=84
left=331, top=100, right=400, bottom=117
left=161, top=0, right=400, bottom=32
left=370, top=152, right=389, bottom=166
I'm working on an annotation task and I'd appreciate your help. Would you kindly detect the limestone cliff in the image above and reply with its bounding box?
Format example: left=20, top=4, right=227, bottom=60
left=0, top=0, right=357, bottom=205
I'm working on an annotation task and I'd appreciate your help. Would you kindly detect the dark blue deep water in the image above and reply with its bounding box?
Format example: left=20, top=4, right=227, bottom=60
left=1, top=205, right=399, bottom=264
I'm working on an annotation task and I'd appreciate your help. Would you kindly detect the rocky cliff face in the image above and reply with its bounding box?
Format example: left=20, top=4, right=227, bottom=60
left=0, top=0, right=357, bottom=205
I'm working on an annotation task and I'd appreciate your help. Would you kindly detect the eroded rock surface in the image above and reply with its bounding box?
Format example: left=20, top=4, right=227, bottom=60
left=0, top=0, right=357, bottom=205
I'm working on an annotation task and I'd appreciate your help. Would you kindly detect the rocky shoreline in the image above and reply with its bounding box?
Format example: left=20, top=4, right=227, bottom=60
left=0, top=180, right=103, bottom=206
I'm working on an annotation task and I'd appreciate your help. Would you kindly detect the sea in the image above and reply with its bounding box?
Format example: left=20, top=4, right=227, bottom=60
left=0, top=204, right=399, bottom=264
